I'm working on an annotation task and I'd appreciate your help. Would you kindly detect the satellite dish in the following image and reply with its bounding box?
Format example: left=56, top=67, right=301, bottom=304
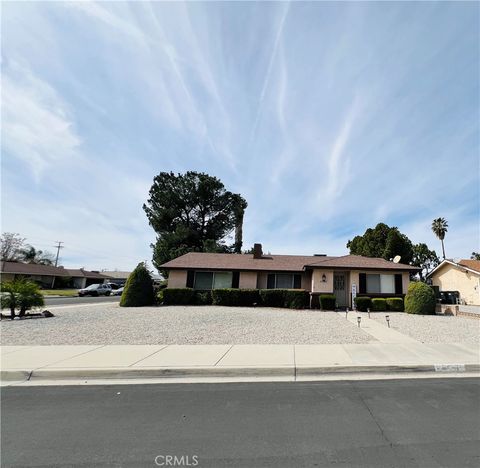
left=393, top=255, right=401, bottom=263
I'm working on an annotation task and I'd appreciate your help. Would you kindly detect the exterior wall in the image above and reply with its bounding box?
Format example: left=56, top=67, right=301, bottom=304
left=0, top=273, right=15, bottom=282
left=239, top=271, right=258, bottom=289
left=167, top=270, right=188, bottom=288
left=311, top=270, right=334, bottom=293
left=73, top=277, right=87, bottom=289
left=431, top=265, right=480, bottom=305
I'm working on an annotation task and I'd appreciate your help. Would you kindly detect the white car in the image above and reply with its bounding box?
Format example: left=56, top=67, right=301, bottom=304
left=78, top=284, right=112, bottom=297
left=111, top=287, right=124, bottom=296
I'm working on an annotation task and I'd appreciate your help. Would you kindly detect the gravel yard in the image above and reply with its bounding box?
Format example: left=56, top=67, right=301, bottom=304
left=370, top=312, right=480, bottom=344
left=1, top=304, right=375, bottom=345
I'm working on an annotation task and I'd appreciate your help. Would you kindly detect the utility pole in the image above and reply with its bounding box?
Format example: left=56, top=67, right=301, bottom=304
left=51, top=241, right=64, bottom=289
left=53, top=241, right=64, bottom=267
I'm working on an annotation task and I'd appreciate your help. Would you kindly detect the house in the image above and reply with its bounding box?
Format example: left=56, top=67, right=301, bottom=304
left=0, top=261, right=111, bottom=289
left=101, top=270, right=164, bottom=286
left=161, top=244, right=419, bottom=308
left=427, top=259, right=480, bottom=305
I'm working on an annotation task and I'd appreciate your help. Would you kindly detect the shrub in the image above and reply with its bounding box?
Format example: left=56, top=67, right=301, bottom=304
left=212, top=289, right=260, bottom=307
left=156, top=290, right=164, bottom=304
left=404, top=282, right=436, bottom=315
left=0, top=280, right=44, bottom=319
left=371, top=298, right=387, bottom=311
left=284, top=290, right=309, bottom=309
left=194, top=290, right=213, bottom=305
left=120, top=262, right=155, bottom=307
left=163, top=288, right=194, bottom=305
left=354, top=296, right=372, bottom=312
left=319, top=294, right=336, bottom=310
left=259, top=289, right=286, bottom=308
left=386, top=297, right=404, bottom=311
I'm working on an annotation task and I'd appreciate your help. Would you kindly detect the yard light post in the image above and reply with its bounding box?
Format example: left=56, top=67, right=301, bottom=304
left=357, top=316, right=361, bottom=327
left=367, top=308, right=370, bottom=319
left=345, top=307, right=349, bottom=319
left=386, top=315, right=390, bottom=328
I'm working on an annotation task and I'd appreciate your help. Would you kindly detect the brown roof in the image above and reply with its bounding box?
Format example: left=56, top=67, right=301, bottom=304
left=458, top=259, right=480, bottom=273
left=160, top=253, right=419, bottom=272
left=306, top=255, right=419, bottom=271
left=0, top=262, right=110, bottom=279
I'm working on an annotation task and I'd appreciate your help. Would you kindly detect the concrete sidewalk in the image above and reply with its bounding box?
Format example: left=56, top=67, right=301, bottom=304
left=2, top=342, right=479, bottom=385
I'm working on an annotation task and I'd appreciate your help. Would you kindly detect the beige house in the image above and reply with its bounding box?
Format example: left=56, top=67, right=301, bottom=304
left=427, top=259, right=480, bottom=305
left=161, top=244, right=419, bottom=308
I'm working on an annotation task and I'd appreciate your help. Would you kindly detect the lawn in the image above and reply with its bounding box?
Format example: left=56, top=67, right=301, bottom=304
left=40, top=289, right=78, bottom=297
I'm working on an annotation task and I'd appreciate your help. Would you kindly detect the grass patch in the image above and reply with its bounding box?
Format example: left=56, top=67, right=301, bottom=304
left=41, top=289, right=78, bottom=297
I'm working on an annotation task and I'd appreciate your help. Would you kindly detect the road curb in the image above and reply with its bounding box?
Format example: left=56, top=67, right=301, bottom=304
left=2, top=363, right=479, bottom=383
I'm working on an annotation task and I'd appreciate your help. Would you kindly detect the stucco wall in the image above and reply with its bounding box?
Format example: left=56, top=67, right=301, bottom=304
left=431, top=264, right=480, bottom=305
left=239, top=271, right=258, bottom=289
left=167, top=270, right=188, bottom=288
left=311, top=270, right=334, bottom=293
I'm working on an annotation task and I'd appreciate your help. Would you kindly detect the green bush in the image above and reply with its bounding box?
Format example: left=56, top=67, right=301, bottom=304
left=212, top=289, right=260, bottom=307
left=259, top=289, right=286, bottom=308
left=194, top=290, right=213, bottom=305
left=156, top=290, right=164, bottom=304
left=371, top=298, right=387, bottom=311
left=386, top=297, right=404, bottom=311
left=404, top=282, right=436, bottom=315
left=319, top=294, right=336, bottom=310
left=163, top=288, right=195, bottom=305
left=120, top=262, right=155, bottom=307
left=354, top=296, right=372, bottom=312
left=0, top=280, right=45, bottom=319
left=284, top=290, right=309, bottom=309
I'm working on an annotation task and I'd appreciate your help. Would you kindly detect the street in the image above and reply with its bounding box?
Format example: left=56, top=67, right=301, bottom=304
left=2, top=378, right=479, bottom=467
left=44, top=295, right=120, bottom=306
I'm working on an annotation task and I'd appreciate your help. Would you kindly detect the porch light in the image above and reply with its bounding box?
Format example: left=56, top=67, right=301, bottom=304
left=322, top=274, right=327, bottom=282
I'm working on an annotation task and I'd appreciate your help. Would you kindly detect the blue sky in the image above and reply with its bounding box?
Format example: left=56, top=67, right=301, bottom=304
left=2, top=1, right=478, bottom=271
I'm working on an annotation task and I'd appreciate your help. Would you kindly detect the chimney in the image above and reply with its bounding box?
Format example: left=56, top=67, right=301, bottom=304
left=253, top=243, right=263, bottom=259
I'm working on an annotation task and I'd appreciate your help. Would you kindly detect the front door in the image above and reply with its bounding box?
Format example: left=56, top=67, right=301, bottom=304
left=333, top=273, right=347, bottom=308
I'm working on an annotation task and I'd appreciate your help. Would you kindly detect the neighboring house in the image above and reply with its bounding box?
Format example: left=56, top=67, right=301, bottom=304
left=161, top=244, right=419, bottom=308
left=102, top=270, right=163, bottom=286
left=427, top=259, right=480, bottom=305
left=0, top=262, right=111, bottom=289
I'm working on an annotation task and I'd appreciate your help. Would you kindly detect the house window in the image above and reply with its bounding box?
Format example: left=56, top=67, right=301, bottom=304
left=366, top=274, right=395, bottom=294
left=267, top=273, right=302, bottom=289
left=194, top=271, right=233, bottom=290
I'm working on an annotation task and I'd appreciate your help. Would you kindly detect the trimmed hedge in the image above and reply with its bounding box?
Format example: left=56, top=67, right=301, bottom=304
left=405, top=282, right=436, bottom=315
left=354, top=296, right=372, bottom=312
left=120, top=262, right=155, bottom=307
left=194, top=290, right=213, bottom=305
left=163, top=288, right=194, bottom=305
left=386, top=297, right=404, bottom=311
left=260, top=289, right=286, bottom=308
left=212, top=289, right=260, bottom=307
left=319, top=294, right=336, bottom=310
left=284, top=290, right=309, bottom=309
left=371, top=298, right=387, bottom=311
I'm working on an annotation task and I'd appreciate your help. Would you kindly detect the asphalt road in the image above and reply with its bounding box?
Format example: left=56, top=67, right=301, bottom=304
left=2, top=378, right=479, bottom=467
left=44, top=295, right=121, bottom=306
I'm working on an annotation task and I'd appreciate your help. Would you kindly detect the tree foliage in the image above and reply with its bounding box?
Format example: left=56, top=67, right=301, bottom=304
left=471, top=252, right=480, bottom=260
left=411, top=243, right=440, bottom=281
left=347, top=223, right=414, bottom=264
left=119, top=262, right=155, bottom=307
left=19, top=246, right=55, bottom=265
left=431, top=217, right=448, bottom=259
left=0, top=232, right=26, bottom=262
left=143, top=172, right=247, bottom=271
left=0, top=280, right=44, bottom=319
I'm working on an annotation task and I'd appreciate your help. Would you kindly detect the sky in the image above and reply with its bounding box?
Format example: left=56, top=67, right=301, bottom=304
left=1, top=1, right=479, bottom=271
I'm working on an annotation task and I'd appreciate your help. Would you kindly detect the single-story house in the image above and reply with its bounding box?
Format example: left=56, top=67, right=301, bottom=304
left=0, top=261, right=111, bottom=289
left=427, top=259, right=480, bottom=305
left=102, top=270, right=163, bottom=286
left=161, top=244, right=419, bottom=308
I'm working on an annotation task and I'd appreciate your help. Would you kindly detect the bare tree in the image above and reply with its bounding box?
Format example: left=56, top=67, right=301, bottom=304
left=0, top=233, right=26, bottom=262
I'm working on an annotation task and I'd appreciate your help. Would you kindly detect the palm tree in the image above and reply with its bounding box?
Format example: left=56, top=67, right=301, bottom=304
left=19, top=246, right=54, bottom=265
left=431, top=218, right=448, bottom=260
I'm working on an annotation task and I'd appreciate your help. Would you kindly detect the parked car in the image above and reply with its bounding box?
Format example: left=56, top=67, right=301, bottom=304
left=111, top=287, right=124, bottom=296
left=107, top=282, right=120, bottom=290
left=78, top=284, right=112, bottom=297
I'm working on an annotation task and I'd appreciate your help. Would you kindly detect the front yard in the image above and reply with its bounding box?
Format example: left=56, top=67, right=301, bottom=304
left=1, top=304, right=374, bottom=345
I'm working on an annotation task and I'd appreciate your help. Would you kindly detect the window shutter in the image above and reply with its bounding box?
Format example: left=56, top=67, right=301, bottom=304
left=395, top=274, right=403, bottom=294
left=186, top=271, right=195, bottom=288
left=267, top=274, right=275, bottom=289
left=232, top=271, right=240, bottom=289
left=293, top=274, right=302, bottom=289
left=359, top=273, right=366, bottom=294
